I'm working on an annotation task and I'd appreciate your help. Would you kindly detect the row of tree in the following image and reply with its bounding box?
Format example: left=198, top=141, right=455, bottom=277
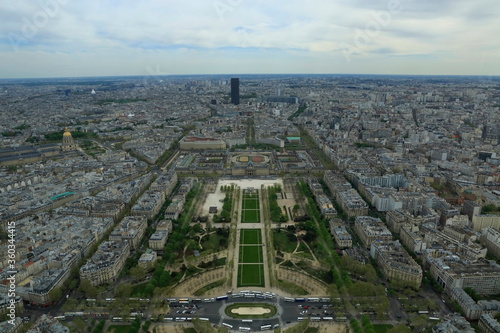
left=213, top=193, right=233, bottom=222
left=268, top=186, right=288, bottom=222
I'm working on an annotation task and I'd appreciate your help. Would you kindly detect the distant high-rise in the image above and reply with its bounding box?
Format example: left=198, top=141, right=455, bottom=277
left=231, top=78, right=239, bottom=105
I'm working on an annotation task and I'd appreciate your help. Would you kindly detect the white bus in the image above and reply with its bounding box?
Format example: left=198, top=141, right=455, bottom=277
left=297, top=317, right=305, bottom=321
left=261, top=324, right=272, bottom=330
left=199, top=318, right=210, bottom=321
left=308, top=298, right=320, bottom=302
left=311, top=317, right=322, bottom=321
left=242, top=319, right=253, bottom=323
left=284, top=297, right=295, bottom=302
left=238, top=327, right=251, bottom=332
left=321, top=298, right=331, bottom=302
left=222, top=322, right=233, bottom=329
left=323, top=317, right=334, bottom=321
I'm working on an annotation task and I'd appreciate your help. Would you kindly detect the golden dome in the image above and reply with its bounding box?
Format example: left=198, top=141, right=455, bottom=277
left=63, top=127, right=72, bottom=137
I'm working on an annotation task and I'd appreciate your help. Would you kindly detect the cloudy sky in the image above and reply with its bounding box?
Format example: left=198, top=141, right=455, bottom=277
left=1, top=0, right=499, bottom=78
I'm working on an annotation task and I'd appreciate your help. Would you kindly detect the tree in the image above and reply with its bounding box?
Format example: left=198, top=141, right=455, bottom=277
left=144, top=283, right=155, bottom=296
left=78, top=279, right=98, bottom=298
left=157, top=271, right=171, bottom=287
left=115, top=283, right=132, bottom=298
left=48, top=287, right=62, bottom=303
left=72, top=318, right=86, bottom=333
left=130, top=265, right=146, bottom=282
left=387, top=325, right=411, bottom=333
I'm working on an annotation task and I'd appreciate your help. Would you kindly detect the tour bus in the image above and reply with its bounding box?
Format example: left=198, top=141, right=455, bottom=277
left=429, top=317, right=440, bottom=321
left=311, top=317, right=322, bottom=321
left=284, top=297, right=295, bottom=302
left=216, top=295, right=229, bottom=301
left=323, top=316, right=334, bottom=321
left=242, top=319, right=253, bottom=323
left=54, top=316, right=65, bottom=321
left=199, top=318, right=210, bottom=321
left=239, top=327, right=251, bottom=332
left=244, top=293, right=255, bottom=298
left=260, top=324, right=272, bottom=330
left=321, top=297, right=331, bottom=302
left=192, top=299, right=202, bottom=303
left=240, top=290, right=250, bottom=294
left=175, top=317, right=186, bottom=322
left=308, top=297, right=320, bottom=302
left=163, top=317, right=174, bottom=322
left=418, top=310, right=429, bottom=314
left=179, top=298, right=190, bottom=304
left=297, top=317, right=305, bottom=322
left=167, top=298, right=177, bottom=303
left=295, top=297, right=306, bottom=302
left=112, top=317, right=123, bottom=322
left=222, top=322, right=233, bottom=329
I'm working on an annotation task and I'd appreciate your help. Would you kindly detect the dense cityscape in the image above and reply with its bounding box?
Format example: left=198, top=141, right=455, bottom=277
left=0, top=74, right=499, bottom=333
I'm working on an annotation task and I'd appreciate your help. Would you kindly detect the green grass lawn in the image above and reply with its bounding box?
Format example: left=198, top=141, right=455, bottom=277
left=238, top=264, right=265, bottom=287
left=242, top=198, right=259, bottom=210
left=242, top=209, right=260, bottom=223
left=240, top=229, right=262, bottom=245
left=239, top=245, right=263, bottom=263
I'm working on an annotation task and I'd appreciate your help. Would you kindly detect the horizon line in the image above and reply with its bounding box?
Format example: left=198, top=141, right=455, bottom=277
left=0, top=73, right=499, bottom=81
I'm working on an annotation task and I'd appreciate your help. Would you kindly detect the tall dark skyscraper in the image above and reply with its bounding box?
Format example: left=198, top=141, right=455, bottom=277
left=231, top=78, right=239, bottom=105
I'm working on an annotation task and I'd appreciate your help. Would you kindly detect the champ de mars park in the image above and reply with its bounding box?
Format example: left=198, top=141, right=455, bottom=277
left=103, top=169, right=420, bottom=333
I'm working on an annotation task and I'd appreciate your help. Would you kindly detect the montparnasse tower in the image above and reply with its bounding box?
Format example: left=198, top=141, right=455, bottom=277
left=61, top=127, right=78, bottom=151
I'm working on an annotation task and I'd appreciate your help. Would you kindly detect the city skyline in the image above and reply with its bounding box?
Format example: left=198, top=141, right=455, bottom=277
left=1, top=0, right=500, bottom=79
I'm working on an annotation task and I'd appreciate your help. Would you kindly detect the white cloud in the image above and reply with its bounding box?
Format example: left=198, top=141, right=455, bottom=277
left=0, top=0, right=499, bottom=77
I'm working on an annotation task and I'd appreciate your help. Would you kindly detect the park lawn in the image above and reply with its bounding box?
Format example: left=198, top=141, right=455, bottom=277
left=241, top=209, right=260, bottom=223
left=242, top=198, right=259, bottom=210
left=240, top=229, right=262, bottom=245
left=239, top=245, right=263, bottom=263
left=238, top=264, right=265, bottom=287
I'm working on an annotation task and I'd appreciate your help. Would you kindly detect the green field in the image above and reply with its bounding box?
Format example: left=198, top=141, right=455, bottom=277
left=237, top=264, right=265, bottom=287
left=239, top=245, right=263, bottom=263
left=242, top=198, right=259, bottom=210
left=240, top=229, right=262, bottom=245
left=242, top=209, right=260, bottom=223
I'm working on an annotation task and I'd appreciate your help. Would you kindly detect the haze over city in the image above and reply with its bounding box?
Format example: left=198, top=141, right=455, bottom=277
left=1, top=0, right=500, bottom=78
